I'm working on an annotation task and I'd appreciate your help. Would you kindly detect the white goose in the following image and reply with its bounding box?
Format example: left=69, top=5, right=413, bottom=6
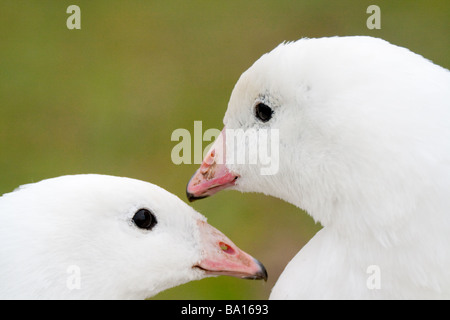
left=187, top=36, right=450, bottom=299
left=0, top=174, right=267, bottom=299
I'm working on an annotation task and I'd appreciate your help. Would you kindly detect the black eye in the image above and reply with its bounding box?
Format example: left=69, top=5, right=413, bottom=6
left=132, top=209, right=157, bottom=230
left=255, top=103, right=273, bottom=122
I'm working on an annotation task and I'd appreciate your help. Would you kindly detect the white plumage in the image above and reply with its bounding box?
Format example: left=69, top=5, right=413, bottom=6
left=0, top=174, right=266, bottom=299
left=187, top=36, right=450, bottom=299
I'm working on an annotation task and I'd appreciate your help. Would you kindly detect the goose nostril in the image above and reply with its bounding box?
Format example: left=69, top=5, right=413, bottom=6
left=202, top=150, right=215, bottom=168
left=219, top=242, right=236, bottom=255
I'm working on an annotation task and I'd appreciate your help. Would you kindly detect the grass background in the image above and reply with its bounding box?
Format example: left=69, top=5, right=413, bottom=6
left=0, top=1, right=448, bottom=299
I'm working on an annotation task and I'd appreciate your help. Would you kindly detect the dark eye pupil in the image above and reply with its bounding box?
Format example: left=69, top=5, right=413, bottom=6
left=255, top=103, right=273, bottom=122
left=133, top=209, right=157, bottom=230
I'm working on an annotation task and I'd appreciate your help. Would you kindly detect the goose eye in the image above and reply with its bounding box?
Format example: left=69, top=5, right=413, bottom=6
left=255, top=103, right=273, bottom=122
left=132, top=209, right=157, bottom=230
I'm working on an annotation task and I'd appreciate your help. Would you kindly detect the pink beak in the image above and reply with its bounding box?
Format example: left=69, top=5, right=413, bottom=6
left=195, top=220, right=267, bottom=281
left=186, top=128, right=239, bottom=202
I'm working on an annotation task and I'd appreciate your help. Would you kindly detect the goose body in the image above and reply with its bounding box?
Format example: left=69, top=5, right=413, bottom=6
left=187, top=36, right=450, bottom=299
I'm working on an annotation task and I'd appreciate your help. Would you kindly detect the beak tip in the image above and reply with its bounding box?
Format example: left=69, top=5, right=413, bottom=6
left=186, top=171, right=208, bottom=202
left=256, top=259, right=269, bottom=282
left=243, top=259, right=268, bottom=281
left=186, top=190, right=209, bottom=202
left=186, top=190, right=195, bottom=202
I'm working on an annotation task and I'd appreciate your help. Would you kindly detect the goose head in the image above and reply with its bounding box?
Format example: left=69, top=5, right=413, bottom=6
left=0, top=174, right=267, bottom=299
left=187, top=36, right=450, bottom=230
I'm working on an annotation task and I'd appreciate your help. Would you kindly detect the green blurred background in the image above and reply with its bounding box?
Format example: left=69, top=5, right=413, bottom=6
left=0, top=1, right=448, bottom=299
